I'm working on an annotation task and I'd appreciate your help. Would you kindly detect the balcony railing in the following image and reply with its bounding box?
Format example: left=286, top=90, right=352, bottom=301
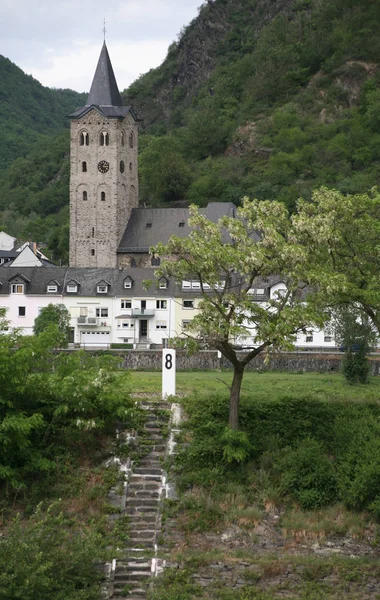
left=76, top=317, right=109, bottom=326
left=131, top=308, right=155, bottom=318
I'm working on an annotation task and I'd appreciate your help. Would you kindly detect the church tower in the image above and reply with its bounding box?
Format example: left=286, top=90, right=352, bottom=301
left=69, top=43, right=139, bottom=268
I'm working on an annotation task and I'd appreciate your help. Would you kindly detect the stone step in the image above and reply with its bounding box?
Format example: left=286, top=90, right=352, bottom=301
left=126, top=498, right=159, bottom=507
left=126, top=538, right=155, bottom=548
left=127, top=491, right=160, bottom=499
left=128, top=481, right=162, bottom=490
left=114, top=570, right=152, bottom=580
left=134, top=467, right=162, bottom=475
left=126, top=507, right=158, bottom=516
left=130, top=473, right=162, bottom=481
left=128, top=512, right=157, bottom=521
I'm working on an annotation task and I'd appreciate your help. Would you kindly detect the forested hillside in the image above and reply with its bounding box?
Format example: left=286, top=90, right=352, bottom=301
left=2, top=0, right=380, bottom=262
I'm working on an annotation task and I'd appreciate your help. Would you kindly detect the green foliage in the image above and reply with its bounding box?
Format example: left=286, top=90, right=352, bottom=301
left=139, top=136, right=192, bottom=203
left=222, top=427, right=254, bottom=464
left=279, top=438, right=338, bottom=509
left=0, top=325, right=135, bottom=498
left=34, top=304, right=71, bottom=347
left=333, top=307, right=376, bottom=384
left=176, top=389, right=380, bottom=517
left=0, top=503, right=103, bottom=600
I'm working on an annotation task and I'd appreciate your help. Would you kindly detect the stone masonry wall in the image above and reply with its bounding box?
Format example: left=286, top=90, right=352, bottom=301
left=99, top=349, right=380, bottom=374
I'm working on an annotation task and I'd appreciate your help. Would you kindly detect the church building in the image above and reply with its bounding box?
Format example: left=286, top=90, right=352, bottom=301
left=69, top=42, right=139, bottom=268
left=69, top=42, right=236, bottom=270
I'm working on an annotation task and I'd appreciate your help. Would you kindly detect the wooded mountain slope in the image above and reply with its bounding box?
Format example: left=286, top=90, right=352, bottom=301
left=1, top=0, right=380, bottom=262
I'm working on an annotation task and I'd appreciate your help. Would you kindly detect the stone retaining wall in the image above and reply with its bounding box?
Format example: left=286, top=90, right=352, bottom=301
left=113, top=350, right=380, bottom=374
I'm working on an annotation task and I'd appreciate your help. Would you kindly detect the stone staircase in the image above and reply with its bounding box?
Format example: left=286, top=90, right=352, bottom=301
left=106, top=401, right=173, bottom=600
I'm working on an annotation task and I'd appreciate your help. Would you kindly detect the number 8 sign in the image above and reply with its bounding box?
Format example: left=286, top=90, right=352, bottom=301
left=162, top=349, right=176, bottom=399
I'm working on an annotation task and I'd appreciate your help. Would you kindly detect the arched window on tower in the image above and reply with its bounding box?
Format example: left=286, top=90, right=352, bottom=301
left=83, top=191, right=88, bottom=201
left=129, top=132, right=134, bottom=148
left=100, top=131, right=109, bottom=146
left=121, top=130, right=125, bottom=146
left=91, top=227, right=95, bottom=238
left=80, top=132, right=89, bottom=146
left=101, top=191, right=106, bottom=201
left=82, top=161, right=87, bottom=172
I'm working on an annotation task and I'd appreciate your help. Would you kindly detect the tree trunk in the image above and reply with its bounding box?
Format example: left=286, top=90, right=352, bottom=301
left=228, top=364, right=244, bottom=430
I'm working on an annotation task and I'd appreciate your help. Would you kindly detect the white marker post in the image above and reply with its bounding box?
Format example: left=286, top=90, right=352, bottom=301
left=162, top=349, right=176, bottom=399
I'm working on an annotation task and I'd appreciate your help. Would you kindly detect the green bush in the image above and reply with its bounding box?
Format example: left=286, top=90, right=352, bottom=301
left=0, top=503, right=104, bottom=600
left=279, top=438, right=339, bottom=509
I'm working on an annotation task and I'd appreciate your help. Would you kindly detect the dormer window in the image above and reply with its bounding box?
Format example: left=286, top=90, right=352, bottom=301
left=100, top=131, right=109, bottom=146
left=67, top=284, right=78, bottom=293
left=97, top=285, right=108, bottom=294
left=159, top=278, right=168, bottom=290
left=124, top=277, right=133, bottom=289
left=11, top=283, right=24, bottom=294
left=47, top=285, right=58, bottom=293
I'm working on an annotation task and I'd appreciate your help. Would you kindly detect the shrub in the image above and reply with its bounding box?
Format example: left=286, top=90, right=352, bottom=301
left=279, top=438, right=339, bottom=509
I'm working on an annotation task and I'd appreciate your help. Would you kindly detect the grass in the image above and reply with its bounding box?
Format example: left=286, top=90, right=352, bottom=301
left=129, top=370, right=380, bottom=402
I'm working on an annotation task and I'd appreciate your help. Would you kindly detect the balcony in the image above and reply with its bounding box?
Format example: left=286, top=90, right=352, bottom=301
left=131, top=308, right=155, bottom=318
left=76, top=317, right=108, bottom=326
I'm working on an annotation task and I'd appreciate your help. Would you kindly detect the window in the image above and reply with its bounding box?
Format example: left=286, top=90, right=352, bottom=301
left=305, top=332, right=313, bottom=343
left=129, top=162, right=133, bottom=171
left=156, top=321, right=167, bottom=329
left=146, top=222, right=152, bottom=228
left=141, top=300, right=146, bottom=310
left=96, top=308, right=108, bottom=317
left=11, top=283, right=24, bottom=294
left=156, top=300, right=167, bottom=309
left=124, top=279, right=132, bottom=289
left=121, top=130, right=125, bottom=146
left=151, top=256, right=161, bottom=266
left=91, top=249, right=95, bottom=256
left=101, top=191, right=106, bottom=201
left=129, top=132, right=134, bottom=148
left=121, top=299, right=132, bottom=309
left=324, top=326, right=334, bottom=343
left=183, top=299, right=194, bottom=309
left=182, top=281, right=191, bottom=290
left=191, top=281, right=200, bottom=290
left=18, top=306, right=26, bottom=317
left=82, top=161, right=87, bottom=172
left=67, top=284, right=78, bottom=293
left=97, top=285, right=108, bottom=293
left=256, top=288, right=265, bottom=295
left=121, top=321, right=134, bottom=329
left=182, top=320, right=191, bottom=329
left=100, top=131, right=109, bottom=146
left=120, top=160, right=125, bottom=173
left=80, top=132, right=89, bottom=146
left=83, top=191, right=88, bottom=201
left=179, top=221, right=185, bottom=228
left=159, top=279, right=167, bottom=289
left=47, top=285, right=58, bottom=293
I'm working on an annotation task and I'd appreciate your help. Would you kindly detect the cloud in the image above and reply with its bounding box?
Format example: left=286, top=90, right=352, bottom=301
left=0, top=0, right=202, bottom=90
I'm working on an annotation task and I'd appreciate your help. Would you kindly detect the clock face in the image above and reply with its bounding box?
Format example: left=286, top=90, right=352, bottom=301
left=98, top=160, right=109, bottom=173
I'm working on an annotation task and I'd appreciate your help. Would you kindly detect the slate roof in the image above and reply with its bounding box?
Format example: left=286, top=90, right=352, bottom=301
left=117, top=202, right=238, bottom=253
left=0, top=267, right=177, bottom=298
left=68, top=42, right=138, bottom=121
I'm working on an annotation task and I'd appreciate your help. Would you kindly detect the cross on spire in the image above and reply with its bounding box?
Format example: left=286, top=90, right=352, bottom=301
left=103, top=18, right=106, bottom=41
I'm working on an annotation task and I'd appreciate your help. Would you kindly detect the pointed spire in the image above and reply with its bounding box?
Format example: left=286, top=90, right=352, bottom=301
left=86, top=42, right=122, bottom=107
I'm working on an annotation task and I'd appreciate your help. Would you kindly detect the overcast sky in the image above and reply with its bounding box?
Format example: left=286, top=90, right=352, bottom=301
left=0, top=0, right=202, bottom=93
